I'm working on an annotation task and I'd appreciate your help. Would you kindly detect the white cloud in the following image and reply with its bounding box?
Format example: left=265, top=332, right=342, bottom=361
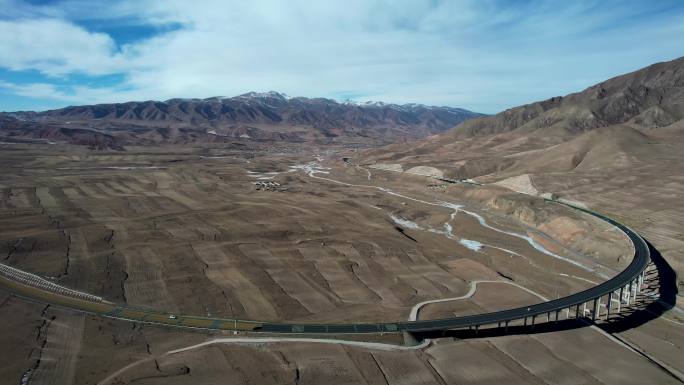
left=0, top=18, right=127, bottom=76
left=0, top=80, right=146, bottom=107
left=0, top=0, right=683, bottom=112
left=0, top=81, right=66, bottom=99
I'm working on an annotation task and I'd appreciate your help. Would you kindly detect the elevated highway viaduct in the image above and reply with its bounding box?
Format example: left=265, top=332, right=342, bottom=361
left=0, top=200, right=650, bottom=336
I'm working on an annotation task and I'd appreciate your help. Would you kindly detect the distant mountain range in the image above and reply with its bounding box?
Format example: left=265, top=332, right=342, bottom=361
left=0, top=92, right=484, bottom=148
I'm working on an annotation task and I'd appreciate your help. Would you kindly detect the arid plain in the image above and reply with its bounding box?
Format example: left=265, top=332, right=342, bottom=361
left=1, top=137, right=681, bottom=384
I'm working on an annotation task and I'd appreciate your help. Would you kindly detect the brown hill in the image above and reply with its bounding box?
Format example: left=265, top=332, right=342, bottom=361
left=501, top=125, right=654, bottom=175
left=454, top=56, right=684, bottom=138
left=0, top=119, right=126, bottom=150
left=356, top=58, right=684, bottom=300
left=359, top=56, right=684, bottom=180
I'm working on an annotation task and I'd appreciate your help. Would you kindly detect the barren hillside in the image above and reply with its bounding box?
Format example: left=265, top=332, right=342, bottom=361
left=358, top=56, right=684, bottom=308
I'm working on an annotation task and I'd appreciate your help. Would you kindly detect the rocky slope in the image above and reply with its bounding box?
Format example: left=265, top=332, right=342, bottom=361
left=355, top=56, right=684, bottom=303
left=359, top=56, right=684, bottom=179
left=453, top=56, right=684, bottom=138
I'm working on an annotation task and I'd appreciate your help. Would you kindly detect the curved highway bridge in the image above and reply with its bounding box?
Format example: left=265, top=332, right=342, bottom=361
left=0, top=200, right=650, bottom=335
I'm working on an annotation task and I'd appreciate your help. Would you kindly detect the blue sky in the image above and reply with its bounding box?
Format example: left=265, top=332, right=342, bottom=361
left=0, top=0, right=683, bottom=113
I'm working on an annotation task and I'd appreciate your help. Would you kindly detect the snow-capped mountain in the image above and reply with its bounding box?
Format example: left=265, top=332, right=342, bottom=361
left=1, top=91, right=484, bottom=146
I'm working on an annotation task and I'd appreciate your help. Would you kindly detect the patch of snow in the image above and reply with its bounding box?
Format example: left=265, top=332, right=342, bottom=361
left=439, top=201, right=601, bottom=275
left=389, top=214, right=422, bottom=230
left=207, top=129, right=230, bottom=137
left=460, top=239, right=484, bottom=251
left=237, top=91, right=290, bottom=100
left=342, top=100, right=386, bottom=107
left=289, top=162, right=331, bottom=175
left=443, top=223, right=454, bottom=237
left=293, top=159, right=599, bottom=276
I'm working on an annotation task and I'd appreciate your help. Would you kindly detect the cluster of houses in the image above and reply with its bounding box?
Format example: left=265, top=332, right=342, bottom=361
left=254, top=181, right=287, bottom=192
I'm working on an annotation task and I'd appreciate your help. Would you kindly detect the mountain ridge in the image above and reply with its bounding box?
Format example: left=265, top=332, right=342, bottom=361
left=450, top=56, right=684, bottom=138
left=1, top=91, right=484, bottom=147
left=358, top=56, right=684, bottom=181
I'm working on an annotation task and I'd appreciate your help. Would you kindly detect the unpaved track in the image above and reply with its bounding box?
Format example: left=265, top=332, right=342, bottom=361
left=98, top=337, right=431, bottom=385
left=0, top=158, right=647, bottom=335
left=408, top=280, right=547, bottom=321
left=300, top=160, right=606, bottom=275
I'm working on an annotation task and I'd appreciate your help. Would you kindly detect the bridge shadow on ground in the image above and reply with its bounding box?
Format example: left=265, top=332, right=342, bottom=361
left=600, top=238, right=678, bottom=333
left=413, top=237, right=679, bottom=341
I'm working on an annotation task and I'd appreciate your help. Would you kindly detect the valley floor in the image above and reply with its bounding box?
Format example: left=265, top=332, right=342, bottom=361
left=0, top=141, right=681, bottom=384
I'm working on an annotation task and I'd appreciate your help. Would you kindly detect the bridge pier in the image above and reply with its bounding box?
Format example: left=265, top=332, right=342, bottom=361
left=625, top=284, right=631, bottom=304
left=632, top=278, right=638, bottom=298
left=607, top=292, right=613, bottom=320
